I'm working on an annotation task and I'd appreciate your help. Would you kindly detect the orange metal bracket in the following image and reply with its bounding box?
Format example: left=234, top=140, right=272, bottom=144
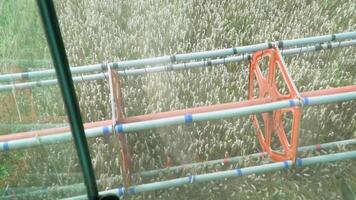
left=109, top=69, right=132, bottom=187
left=248, top=47, right=302, bottom=161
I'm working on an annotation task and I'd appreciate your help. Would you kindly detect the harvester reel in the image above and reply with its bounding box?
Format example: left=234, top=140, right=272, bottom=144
left=248, top=47, right=302, bottom=161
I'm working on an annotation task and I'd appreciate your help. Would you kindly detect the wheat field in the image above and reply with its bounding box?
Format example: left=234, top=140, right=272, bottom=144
left=0, top=0, right=355, bottom=199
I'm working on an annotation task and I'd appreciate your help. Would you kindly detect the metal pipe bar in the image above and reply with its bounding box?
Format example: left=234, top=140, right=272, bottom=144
left=121, top=39, right=356, bottom=76
left=0, top=90, right=355, bottom=152
left=139, top=138, right=356, bottom=178
left=0, top=183, right=86, bottom=199
left=114, top=91, right=356, bottom=133
left=0, top=32, right=355, bottom=82
left=0, top=120, right=112, bottom=142
left=1, top=138, right=355, bottom=199
left=0, top=85, right=354, bottom=142
left=0, top=175, right=121, bottom=199
left=0, top=73, right=103, bottom=92
left=63, top=150, right=356, bottom=199
left=0, top=39, right=355, bottom=92
left=117, top=85, right=356, bottom=124
left=0, top=39, right=355, bottom=93
left=36, top=0, right=99, bottom=199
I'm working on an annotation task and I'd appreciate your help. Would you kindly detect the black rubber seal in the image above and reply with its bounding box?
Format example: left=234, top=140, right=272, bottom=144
left=21, top=73, right=29, bottom=80
left=331, top=34, right=336, bottom=41
left=278, top=41, right=284, bottom=48
left=101, top=63, right=107, bottom=71
left=170, top=55, right=176, bottom=62
left=315, top=44, right=323, bottom=51
left=167, top=65, right=174, bottom=71
left=233, top=47, right=238, bottom=54
left=112, top=63, right=119, bottom=69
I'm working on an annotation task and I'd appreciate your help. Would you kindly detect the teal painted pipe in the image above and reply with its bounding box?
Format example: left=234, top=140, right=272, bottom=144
left=115, top=92, right=356, bottom=133
left=63, top=150, right=356, bottom=199
left=0, top=73, right=103, bottom=91
left=303, top=92, right=356, bottom=106
left=296, top=150, right=356, bottom=166
left=117, top=100, right=292, bottom=132
left=282, top=31, right=354, bottom=46
left=0, top=126, right=107, bottom=151
left=139, top=138, right=356, bottom=178
left=0, top=183, right=86, bottom=200
left=120, top=39, right=356, bottom=76
left=0, top=175, right=121, bottom=199
left=2, top=138, right=355, bottom=199
left=0, top=39, right=355, bottom=92
left=0, top=32, right=355, bottom=82
left=0, top=92, right=355, bottom=152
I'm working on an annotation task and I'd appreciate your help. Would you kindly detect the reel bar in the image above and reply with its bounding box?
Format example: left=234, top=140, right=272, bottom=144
left=0, top=32, right=354, bottom=83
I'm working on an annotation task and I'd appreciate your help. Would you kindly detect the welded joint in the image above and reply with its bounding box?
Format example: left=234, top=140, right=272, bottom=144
left=112, top=62, right=119, bottom=69
left=331, top=34, right=336, bottom=41
left=21, top=73, right=29, bottom=80
left=277, top=41, right=284, bottom=48
left=101, top=63, right=107, bottom=71
left=170, top=54, right=176, bottom=63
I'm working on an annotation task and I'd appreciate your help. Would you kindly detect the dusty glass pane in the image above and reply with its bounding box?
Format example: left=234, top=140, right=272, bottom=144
left=42, top=0, right=356, bottom=199
left=0, top=0, right=86, bottom=199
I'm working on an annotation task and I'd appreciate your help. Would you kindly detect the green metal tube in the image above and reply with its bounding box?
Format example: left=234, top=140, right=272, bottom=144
left=121, top=39, right=356, bottom=76
left=0, top=175, right=121, bottom=199
left=0, top=39, right=355, bottom=92
left=1, top=92, right=355, bottom=151
left=2, top=138, right=354, bottom=199
left=116, top=100, right=292, bottom=132
left=0, top=126, right=105, bottom=151
left=115, top=92, right=356, bottom=133
left=139, top=138, right=356, bottom=177
left=0, top=32, right=355, bottom=82
left=0, top=73, right=103, bottom=92
left=296, top=150, right=356, bottom=166
left=303, top=92, right=356, bottom=106
left=36, top=0, right=99, bottom=199
left=0, top=183, right=86, bottom=199
left=62, top=150, right=356, bottom=199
